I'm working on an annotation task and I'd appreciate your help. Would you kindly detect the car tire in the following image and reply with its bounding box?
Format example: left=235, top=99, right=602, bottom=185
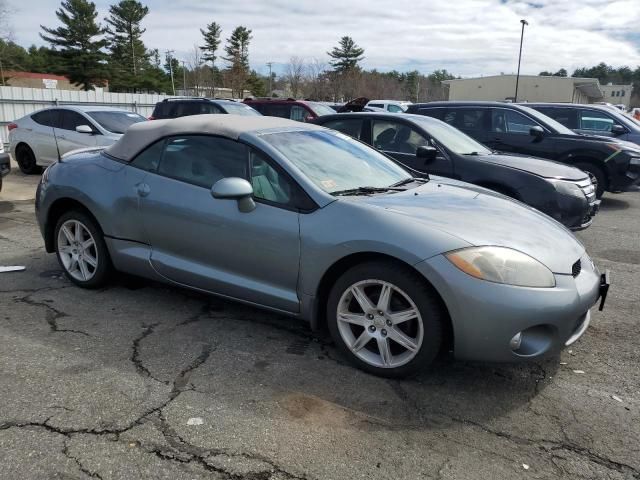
left=575, top=163, right=606, bottom=198
left=54, top=210, right=112, bottom=288
left=16, top=145, right=42, bottom=175
left=327, top=261, right=444, bottom=378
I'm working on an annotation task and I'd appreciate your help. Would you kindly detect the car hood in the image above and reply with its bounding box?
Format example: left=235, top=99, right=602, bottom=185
left=557, top=132, right=640, bottom=151
left=356, top=179, right=584, bottom=274
left=476, top=153, right=586, bottom=180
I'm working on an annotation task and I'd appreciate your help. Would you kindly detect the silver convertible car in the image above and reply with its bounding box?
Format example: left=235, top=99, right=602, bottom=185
left=35, top=115, right=609, bottom=377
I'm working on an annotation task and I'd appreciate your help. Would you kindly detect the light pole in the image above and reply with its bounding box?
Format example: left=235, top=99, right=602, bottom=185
left=266, top=62, right=273, bottom=97
left=181, top=60, right=187, bottom=96
left=514, top=19, right=528, bottom=102
left=166, top=50, right=176, bottom=95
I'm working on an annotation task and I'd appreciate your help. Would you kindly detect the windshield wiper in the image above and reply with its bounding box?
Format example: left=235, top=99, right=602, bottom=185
left=332, top=186, right=402, bottom=196
left=389, top=177, right=428, bottom=188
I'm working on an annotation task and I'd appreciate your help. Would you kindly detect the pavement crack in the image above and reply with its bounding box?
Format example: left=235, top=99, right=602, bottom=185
left=14, top=289, right=90, bottom=337
left=130, top=322, right=167, bottom=384
left=63, top=439, right=104, bottom=479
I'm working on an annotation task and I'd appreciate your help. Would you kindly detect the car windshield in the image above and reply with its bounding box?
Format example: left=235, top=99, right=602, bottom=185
left=412, top=116, right=491, bottom=155
left=221, top=102, right=261, bottom=116
left=87, top=111, right=146, bottom=134
left=518, top=105, right=576, bottom=135
left=261, top=130, right=411, bottom=194
left=307, top=102, right=336, bottom=117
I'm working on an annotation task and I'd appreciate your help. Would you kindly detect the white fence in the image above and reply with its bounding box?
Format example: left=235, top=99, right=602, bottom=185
left=0, top=86, right=174, bottom=146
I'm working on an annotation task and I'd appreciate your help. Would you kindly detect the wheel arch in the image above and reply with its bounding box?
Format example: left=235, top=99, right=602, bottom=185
left=44, top=198, right=104, bottom=253
left=565, top=156, right=608, bottom=191
left=312, top=251, right=454, bottom=351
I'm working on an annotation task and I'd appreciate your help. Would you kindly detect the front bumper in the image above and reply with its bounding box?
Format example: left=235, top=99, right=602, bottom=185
left=416, top=253, right=604, bottom=362
left=0, top=152, right=10, bottom=177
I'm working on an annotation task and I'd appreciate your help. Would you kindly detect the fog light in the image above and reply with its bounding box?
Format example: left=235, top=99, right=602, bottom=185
left=510, top=332, right=523, bottom=351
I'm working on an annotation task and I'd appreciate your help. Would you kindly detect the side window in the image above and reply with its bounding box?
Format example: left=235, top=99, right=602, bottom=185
left=491, top=109, right=540, bottom=134
left=158, top=136, right=247, bottom=188
left=372, top=120, right=428, bottom=154
left=290, top=105, right=308, bottom=122
left=578, top=110, right=615, bottom=132
left=61, top=111, right=93, bottom=131
left=535, top=108, right=577, bottom=129
left=387, top=104, right=403, bottom=113
left=262, top=104, right=291, bottom=118
left=442, top=108, right=487, bottom=131
left=32, top=109, right=61, bottom=128
left=131, top=139, right=164, bottom=172
left=322, top=119, right=363, bottom=140
left=250, top=150, right=295, bottom=206
left=418, top=108, right=445, bottom=120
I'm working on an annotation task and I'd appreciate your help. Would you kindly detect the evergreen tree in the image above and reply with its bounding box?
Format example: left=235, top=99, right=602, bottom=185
left=105, top=0, right=150, bottom=91
left=223, top=26, right=252, bottom=98
left=328, top=36, right=364, bottom=72
left=40, top=0, right=108, bottom=90
left=200, top=22, right=222, bottom=65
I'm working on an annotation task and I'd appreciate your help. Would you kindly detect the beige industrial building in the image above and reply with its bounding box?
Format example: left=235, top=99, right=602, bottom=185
left=442, top=74, right=632, bottom=107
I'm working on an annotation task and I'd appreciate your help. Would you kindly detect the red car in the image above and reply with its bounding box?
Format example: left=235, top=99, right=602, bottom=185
left=243, top=98, right=335, bottom=122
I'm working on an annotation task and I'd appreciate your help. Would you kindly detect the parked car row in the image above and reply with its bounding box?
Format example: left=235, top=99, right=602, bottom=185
left=35, top=114, right=610, bottom=377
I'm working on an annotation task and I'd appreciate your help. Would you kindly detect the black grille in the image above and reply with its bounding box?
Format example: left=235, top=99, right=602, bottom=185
left=572, top=259, right=582, bottom=277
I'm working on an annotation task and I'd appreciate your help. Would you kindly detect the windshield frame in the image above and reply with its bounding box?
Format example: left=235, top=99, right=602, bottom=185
left=307, top=102, right=337, bottom=117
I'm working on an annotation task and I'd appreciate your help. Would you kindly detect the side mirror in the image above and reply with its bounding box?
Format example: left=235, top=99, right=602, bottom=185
left=611, top=124, right=626, bottom=135
left=211, top=177, right=256, bottom=213
left=529, top=126, right=544, bottom=139
left=75, top=125, right=94, bottom=134
left=416, top=145, right=438, bottom=162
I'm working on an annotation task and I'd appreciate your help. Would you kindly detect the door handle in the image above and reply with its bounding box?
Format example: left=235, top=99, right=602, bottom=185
left=136, top=183, right=151, bottom=197
left=57, top=135, right=66, bottom=140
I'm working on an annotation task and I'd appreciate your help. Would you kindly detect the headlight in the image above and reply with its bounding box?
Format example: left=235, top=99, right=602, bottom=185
left=552, top=180, right=584, bottom=198
left=445, top=246, right=556, bottom=288
left=630, top=157, right=640, bottom=166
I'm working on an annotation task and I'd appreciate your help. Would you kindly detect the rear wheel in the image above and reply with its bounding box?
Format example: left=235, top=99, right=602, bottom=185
left=575, top=163, right=606, bottom=198
left=54, top=211, right=112, bottom=288
left=327, top=261, right=444, bottom=378
left=16, top=144, right=42, bottom=175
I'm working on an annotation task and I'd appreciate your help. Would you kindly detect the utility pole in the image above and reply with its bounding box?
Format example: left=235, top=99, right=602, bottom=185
left=181, top=60, right=187, bottom=96
left=166, top=50, right=176, bottom=95
left=514, top=19, right=528, bottom=102
left=266, top=62, right=273, bottom=97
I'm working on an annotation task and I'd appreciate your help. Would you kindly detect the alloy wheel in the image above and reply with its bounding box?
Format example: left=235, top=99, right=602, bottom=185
left=336, top=279, right=424, bottom=368
left=56, top=219, right=99, bottom=282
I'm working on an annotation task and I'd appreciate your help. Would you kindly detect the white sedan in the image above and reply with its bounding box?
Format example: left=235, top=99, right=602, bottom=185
left=9, top=106, right=147, bottom=174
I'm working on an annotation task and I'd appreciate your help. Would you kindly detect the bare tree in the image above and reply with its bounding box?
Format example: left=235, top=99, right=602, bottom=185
left=187, top=44, right=204, bottom=95
left=284, top=55, right=305, bottom=98
left=0, top=0, right=13, bottom=42
left=304, top=58, right=328, bottom=100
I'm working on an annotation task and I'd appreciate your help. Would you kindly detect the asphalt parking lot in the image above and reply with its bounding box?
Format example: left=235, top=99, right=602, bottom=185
left=1, top=168, right=639, bottom=480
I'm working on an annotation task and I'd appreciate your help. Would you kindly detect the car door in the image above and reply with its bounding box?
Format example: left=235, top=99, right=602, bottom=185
left=486, top=108, right=556, bottom=158
left=533, top=107, right=578, bottom=131
left=262, top=103, right=292, bottom=120
left=28, top=109, right=63, bottom=164
left=55, top=110, right=99, bottom=155
left=319, top=118, right=365, bottom=141
left=137, top=134, right=302, bottom=313
left=370, top=119, right=453, bottom=175
left=441, top=107, right=491, bottom=145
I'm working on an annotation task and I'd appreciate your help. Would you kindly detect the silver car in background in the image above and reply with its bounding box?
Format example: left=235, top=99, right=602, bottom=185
left=36, top=115, right=608, bottom=377
left=9, top=106, right=147, bottom=174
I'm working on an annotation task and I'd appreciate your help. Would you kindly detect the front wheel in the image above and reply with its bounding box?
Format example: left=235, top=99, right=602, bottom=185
left=327, top=261, right=444, bottom=378
left=54, top=211, right=112, bottom=288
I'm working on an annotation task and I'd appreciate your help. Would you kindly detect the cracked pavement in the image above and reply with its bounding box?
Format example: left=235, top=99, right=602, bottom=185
left=0, top=170, right=638, bottom=480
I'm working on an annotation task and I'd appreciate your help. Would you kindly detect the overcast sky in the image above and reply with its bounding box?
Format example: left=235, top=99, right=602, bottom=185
left=8, top=0, right=640, bottom=77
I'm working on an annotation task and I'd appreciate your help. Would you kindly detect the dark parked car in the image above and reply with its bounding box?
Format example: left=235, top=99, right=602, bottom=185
left=150, top=98, right=261, bottom=120
left=527, top=103, right=640, bottom=146
left=242, top=98, right=335, bottom=122
left=406, top=101, right=640, bottom=197
left=313, top=112, right=599, bottom=230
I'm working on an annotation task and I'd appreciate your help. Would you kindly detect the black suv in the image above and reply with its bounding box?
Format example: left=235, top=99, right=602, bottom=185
left=150, top=98, right=261, bottom=120
left=313, top=112, right=598, bottom=230
left=406, top=101, right=640, bottom=197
